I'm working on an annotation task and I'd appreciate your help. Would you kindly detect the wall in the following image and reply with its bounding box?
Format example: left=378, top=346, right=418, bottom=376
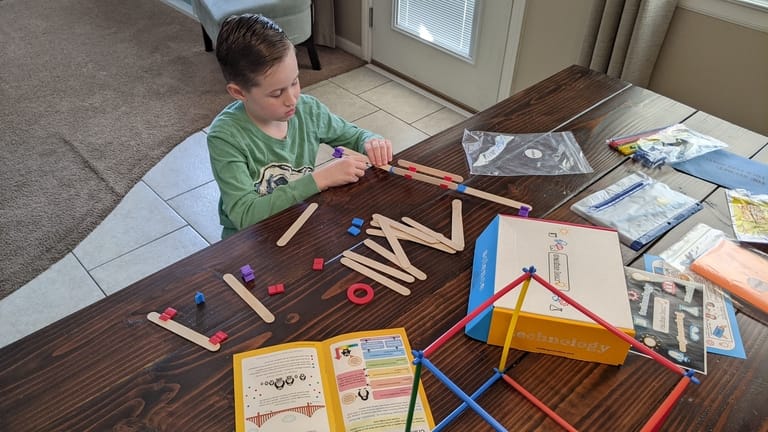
left=334, top=0, right=362, bottom=46
left=649, top=7, right=768, bottom=135
left=509, top=0, right=595, bottom=94
left=333, top=1, right=768, bottom=135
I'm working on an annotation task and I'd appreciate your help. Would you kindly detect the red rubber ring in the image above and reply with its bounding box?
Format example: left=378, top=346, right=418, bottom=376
left=347, top=283, right=374, bottom=305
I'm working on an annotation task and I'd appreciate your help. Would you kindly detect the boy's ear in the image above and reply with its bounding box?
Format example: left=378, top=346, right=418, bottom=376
left=225, top=83, right=248, bottom=101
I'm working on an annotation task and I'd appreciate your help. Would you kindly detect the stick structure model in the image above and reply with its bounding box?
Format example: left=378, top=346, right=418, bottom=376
left=398, top=159, right=464, bottom=183
left=387, top=165, right=531, bottom=211
left=223, top=274, right=276, bottom=323
left=276, top=202, right=319, bottom=247
left=332, top=147, right=529, bottom=211
left=147, top=311, right=221, bottom=352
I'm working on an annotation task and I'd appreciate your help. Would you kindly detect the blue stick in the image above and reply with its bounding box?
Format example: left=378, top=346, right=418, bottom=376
left=434, top=370, right=505, bottom=431
left=421, top=357, right=507, bottom=432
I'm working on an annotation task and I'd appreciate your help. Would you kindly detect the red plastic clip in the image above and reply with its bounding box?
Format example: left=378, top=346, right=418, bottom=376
left=209, top=330, right=228, bottom=345
left=443, top=175, right=453, bottom=182
left=408, top=166, right=417, bottom=172
left=312, top=258, right=324, bottom=271
left=404, top=174, right=413, bottom=180
left=439, top=183, right=449, bottom=189
left=159, top=307, right=177, bottom=321
left=268, top=283, right=285, bottom=295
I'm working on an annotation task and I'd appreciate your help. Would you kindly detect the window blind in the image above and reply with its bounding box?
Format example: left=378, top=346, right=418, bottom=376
left=394, top=0, right=478, bottom=60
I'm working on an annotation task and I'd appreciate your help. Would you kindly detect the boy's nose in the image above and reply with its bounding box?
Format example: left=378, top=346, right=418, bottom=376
left=285, top=90, right=297, bottom=106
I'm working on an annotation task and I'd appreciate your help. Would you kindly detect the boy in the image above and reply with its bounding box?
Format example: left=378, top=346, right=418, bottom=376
left=208, top=14, right=393, bottom=239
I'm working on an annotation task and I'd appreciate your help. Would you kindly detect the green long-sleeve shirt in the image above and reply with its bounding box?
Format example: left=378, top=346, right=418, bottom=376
left=208, top=94, right=376, bottom=239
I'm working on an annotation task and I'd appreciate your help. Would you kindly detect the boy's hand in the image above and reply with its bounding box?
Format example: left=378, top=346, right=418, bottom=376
left=312, top=156, right=368, bottom=191
left=364, top=138, right=393, bottom=167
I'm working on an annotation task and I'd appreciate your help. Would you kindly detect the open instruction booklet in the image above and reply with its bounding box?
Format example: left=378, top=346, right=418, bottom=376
left=233, top=328, right=434, bottom=432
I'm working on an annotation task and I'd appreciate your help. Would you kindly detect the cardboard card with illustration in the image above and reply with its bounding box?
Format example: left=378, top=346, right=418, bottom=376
left=624, top=267, right=707, bottom=374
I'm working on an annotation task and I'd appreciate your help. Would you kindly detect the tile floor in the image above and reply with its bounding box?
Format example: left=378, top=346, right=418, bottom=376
left=0, top=65, right=470, bottom=349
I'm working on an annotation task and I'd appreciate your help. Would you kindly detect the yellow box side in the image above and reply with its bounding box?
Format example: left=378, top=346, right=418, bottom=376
left=488, top=307, right=635, bottom=365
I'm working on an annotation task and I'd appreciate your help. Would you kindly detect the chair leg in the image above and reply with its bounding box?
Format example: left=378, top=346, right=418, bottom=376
left=303, top=34, right=321, bottom=70
left=202, top=25, right=213, bottom=52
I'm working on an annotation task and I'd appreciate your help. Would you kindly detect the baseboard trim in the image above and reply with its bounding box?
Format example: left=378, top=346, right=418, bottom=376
left=335, top=36, right=363, bottom=59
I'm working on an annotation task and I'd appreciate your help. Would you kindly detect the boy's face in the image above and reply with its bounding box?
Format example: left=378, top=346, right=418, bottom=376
left=227, top=52, right=301, bottom=128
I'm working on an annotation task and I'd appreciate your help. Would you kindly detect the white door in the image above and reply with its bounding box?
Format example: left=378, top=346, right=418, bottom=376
left=369, top=0, right=519, bottom=111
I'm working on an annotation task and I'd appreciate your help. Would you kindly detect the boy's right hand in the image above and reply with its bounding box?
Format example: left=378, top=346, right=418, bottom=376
left=312, top=156, right=368, bottom=191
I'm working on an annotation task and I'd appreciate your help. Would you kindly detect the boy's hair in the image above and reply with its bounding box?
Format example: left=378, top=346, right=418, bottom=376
left=215, top=14, right=294, bottom=90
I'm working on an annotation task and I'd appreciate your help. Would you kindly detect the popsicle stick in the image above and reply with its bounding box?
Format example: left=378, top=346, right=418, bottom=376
left=370, top=219, right=437, bottom=244
left=371, top=214, right=439, bottom=244
left=376, top=217, right=412, bottom=269
left=363, top=239, right=427, bottom=281
left=276, top=203, right=319, bottom=247
left=451, top=199, right=465, bottom=251
left=340, top=257, right=411, bottom=296
left=365, top=229, right=457, bottom=254
left=401, top=216, right=460, bottom=252
left=147, top=312, right=220, bottom=352
left=397, top=159, right=464, bottom=183
left=223, top=274, right=275, bottom=323
left=342, top=250, right=416, bottom=283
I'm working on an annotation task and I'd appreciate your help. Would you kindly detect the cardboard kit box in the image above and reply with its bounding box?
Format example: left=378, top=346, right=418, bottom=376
left=465, top=215, right=634, bottom=365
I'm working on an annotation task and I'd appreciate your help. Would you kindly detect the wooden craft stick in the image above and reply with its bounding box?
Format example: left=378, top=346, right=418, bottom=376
left=147, top=312, right=220, bottom=352
left=365, top=229, right=457, bottom=254
left=371, top=214, right=439, bottom=244
left=451, top=199, right=465, bottom=251
left=397, top=159, right=464, bottom=183
left=385, top=165, right=531, bottom=211
left=223, top=274, right=276, bottom=323
left=376, top=217, right=412, bottom=269
left=363, top=239, right=427, bottom=281
left=340, top=257, right=411, bottom=296
left=401, top=216, right=460, bottom=252
left=342, top=250, right=416, bottom=283
left=276, top=202, right=319, bottom=247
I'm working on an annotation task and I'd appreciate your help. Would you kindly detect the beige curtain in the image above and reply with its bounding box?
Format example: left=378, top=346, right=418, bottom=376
left=312, top=0, right=336, bottom=47
left=579, top=0, right=678, bottom=88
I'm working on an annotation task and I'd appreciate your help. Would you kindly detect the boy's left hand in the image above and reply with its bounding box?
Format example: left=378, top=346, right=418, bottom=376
left=364, top=138, right=393, bottom=167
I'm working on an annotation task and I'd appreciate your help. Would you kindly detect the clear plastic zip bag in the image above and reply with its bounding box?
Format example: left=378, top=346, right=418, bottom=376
left=461, top=129, right=593, bottom=176
left=571, top=172, right=703, bottom=250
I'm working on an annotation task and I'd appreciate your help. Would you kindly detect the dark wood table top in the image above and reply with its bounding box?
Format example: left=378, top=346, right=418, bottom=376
left=1, top=65, right=766, bottom=432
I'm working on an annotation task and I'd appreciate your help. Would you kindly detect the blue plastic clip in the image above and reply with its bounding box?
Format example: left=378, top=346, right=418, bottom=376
left=194, top=291, right=205, bottom=305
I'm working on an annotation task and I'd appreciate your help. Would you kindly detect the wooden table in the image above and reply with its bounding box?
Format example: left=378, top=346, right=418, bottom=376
left=1, top=66, right=766, bottom=432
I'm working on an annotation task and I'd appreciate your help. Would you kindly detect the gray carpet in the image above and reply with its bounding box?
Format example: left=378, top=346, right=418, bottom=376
left=0, top=0, right=364, bottom=300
